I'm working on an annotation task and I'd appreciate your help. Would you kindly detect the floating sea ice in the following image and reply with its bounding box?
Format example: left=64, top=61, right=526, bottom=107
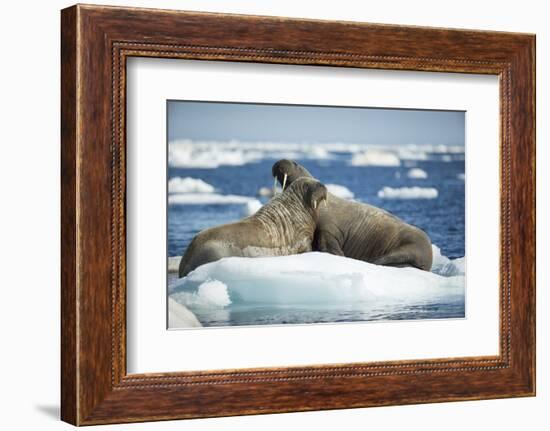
left=350, top=150, right=401, bottom=167
left=169, top=140, right=262, bottom=168
left=325, top=184, right=354, bottom=199
left=406, top=168, right=428, bottom=179
left=241, top=199, right=263, bottom=217
left=170, top=252, right=464, bottom=309
left=397, top=148, right=429, bottom=161
left=437, top=257, right=465, bottom=277
left=171, top=279, right=232, bottom=309
left=257, top=186, right=274, bottom=197
left=168, top=256, right=182, bottom=273
left=377, top=186, right=438, bottom=199
left=168, top=177, right=215, bottom=194
left=168, top=193, right=257, bottom=205
left=307, top=147, right=331, bottom=159
left=430, top=244, right=450, bottom=270
left=457, top=173, right=466, bottom=180
left=168, top=297, right=202, bottom=328
left=430, top=245, right=465, bottom=276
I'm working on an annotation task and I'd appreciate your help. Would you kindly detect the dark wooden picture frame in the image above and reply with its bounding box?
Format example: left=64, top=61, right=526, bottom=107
left=61, top=4, right=535, bottom=425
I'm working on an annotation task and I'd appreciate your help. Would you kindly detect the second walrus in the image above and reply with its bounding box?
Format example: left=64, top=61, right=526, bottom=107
left=272, top=159, right=433, bottom=270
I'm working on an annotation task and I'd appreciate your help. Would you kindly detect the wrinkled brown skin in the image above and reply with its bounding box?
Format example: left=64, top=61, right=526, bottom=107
left=272, top=160, right=433, bottom=271
left=178, top=177, right=328, bottom=277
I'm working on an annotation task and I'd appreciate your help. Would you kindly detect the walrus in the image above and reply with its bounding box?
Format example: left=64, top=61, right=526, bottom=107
left=178, top=177, right=328, bottom=277
left=272, top=159, right=433, bottom=270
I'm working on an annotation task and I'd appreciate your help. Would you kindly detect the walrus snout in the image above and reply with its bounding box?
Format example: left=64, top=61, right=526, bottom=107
left=304, top=180, right=328, bottom=213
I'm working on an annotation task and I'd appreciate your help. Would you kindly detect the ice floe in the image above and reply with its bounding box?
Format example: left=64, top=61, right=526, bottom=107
left=350, top=150, right=401, bottom=167
left=377, top=186, right=438, bottom=199
left=406, top=168, right=428, bottom=179
left=170, top=252, right=464, bottom=310
left=168, top=298, right=202, bottom=328
left=257, top=186, right=274, bottom=197
left=169, top=140, right=332, bottom=168
left=168, top=140, right=464, bottom=168
left=431, top=245, right=465, bottom=276
left=168, top=193, right=257, bottom=205
left=397, top=148, right=428, bottom=161
left=169, top=141, right=261, bottom=168
left=171, top=279, right=232, bottom=309
left=168, top=177, right=215, bottom=194
left=457, top=173, right=466, bottom=181
left=168, top=256, right=181, bottom=273
left=325, top=184, right=354, bottom=199
left=241, top=199, right=263, bottom=217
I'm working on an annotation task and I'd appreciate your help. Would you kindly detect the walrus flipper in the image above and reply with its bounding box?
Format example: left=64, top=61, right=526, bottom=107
left=373, top=243, right=431, bottom=271
left=314, top=230, right=345, bottom=256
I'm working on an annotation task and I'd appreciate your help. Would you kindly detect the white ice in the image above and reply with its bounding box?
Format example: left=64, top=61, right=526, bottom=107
left=377, top=186, right=438, bottom=199
left=169, top=140, right=332, bottom=169
left=257, top=186, right=274, bottom=197
left=168, top=256, right=181, bottom=273
left=168, top=140, right=464, bottom=169
left=168, top=177, right=215, bottom=194
left=171, top=280, right=232, bottom=309
left=430, top=245, right=465, bottom=277
left=168, top=139, right=464, bottom=169
left=406, top=168, right=428, bottom=179
left=170, top=252, right=464, bottom=310
left=168, top=193, right=257, bottom=205
left=397, top=148, right=428, bottom=161
left=169, top=140, right=261, bottom=168
left=325, top=184, right=354, bottom=199
left=350, top=150, right=401, bottom=167
left=240, top=199, right=263, bottom=216
left=457, top=173, right=466, bottom=181
left=168, top=298, right=202, bottom=327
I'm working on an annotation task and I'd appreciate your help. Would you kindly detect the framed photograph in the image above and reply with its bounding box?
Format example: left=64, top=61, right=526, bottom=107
left=61, top=4, right=535, bottom=425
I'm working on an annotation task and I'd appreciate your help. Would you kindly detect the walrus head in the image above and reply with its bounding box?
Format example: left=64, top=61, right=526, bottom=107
left=289, top=177, right=328, bottom=216
left=272, top=159, right=313, bottom=193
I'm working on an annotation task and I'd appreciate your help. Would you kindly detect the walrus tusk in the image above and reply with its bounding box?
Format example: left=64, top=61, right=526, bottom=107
left=273, top=176, right=278, bottom=195
left=313, top=200, right=317, bottom=209
left=323, top=198, right=328, bottom=208
left=282, top=173, right=288, bottom=191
